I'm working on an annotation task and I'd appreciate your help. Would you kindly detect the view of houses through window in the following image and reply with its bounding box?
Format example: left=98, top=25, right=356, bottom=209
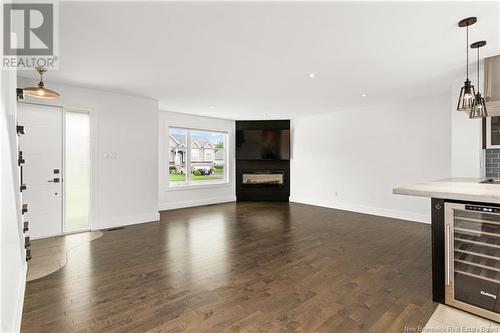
left=169, top=127, right=226, bottom=186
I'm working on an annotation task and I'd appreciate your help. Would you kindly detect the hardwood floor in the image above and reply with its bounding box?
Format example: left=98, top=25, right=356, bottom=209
left=27, top=231, right=103, bottom=281
left=22, top=202, right=436, bottom=332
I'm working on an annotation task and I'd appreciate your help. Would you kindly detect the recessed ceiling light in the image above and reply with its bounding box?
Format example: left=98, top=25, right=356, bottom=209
left=309, top=73, right=315, bottom=78
left=209, top=105, right=216, bottom=109
left=361, top=93, right=367, bottom=98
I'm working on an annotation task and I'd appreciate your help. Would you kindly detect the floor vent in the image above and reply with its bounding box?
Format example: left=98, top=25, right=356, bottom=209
left=107, top=227, right=125, bottom=232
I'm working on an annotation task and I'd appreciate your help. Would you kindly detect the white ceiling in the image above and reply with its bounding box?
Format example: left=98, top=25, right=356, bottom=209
left=20, top=1, right=500, bottom=119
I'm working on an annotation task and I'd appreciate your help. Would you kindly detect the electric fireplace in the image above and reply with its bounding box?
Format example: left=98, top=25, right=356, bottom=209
left=242, top=172, right=284, bottom=186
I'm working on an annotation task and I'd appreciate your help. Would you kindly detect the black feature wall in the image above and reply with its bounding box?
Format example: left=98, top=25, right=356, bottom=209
left=236, top=120, right=290, bottom=201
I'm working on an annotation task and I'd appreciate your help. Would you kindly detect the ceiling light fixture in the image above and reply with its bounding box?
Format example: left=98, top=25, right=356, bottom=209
left=457, top=17, right=477, bottom=112
left=209, top=105, right=216, bottom=109
left=309, top=73, right=315, bottom=78
left=361, top=93, right=367, bottom=98
left=23, top=67, right=60, bottom=100
left=469, top=40, right=488, bottom=119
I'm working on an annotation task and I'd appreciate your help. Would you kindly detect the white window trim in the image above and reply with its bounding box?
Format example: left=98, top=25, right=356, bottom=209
left=168, top=127, right=228, bottom=189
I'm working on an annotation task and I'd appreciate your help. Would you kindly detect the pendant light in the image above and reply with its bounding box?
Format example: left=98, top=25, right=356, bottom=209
left=457, top=17, right=477, bottom=111
left=469, top=41, right=488, bottom=119
left=23, top=67, right=60, bottom=100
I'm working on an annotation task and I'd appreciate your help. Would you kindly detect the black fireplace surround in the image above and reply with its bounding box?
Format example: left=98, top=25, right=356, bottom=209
left=236, top=120, right=290, bottom=201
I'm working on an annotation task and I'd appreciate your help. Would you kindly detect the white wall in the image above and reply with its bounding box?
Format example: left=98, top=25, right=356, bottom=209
left=159, top=111, right=235, bottom=210
left=290, top=92, right=452, bottom=223
left=1, top=70, right=26, bottom=331
left=17, top=77, right=160, bottom=230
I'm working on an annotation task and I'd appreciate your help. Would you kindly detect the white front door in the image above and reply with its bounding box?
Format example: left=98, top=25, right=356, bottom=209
left=18, top=103, right=63, bottom=239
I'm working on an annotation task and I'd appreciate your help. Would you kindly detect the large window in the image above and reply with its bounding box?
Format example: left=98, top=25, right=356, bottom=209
left=169, top=127, right=227, bottom=187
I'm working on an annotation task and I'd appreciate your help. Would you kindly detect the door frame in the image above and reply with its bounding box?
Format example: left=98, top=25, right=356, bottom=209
left=17, top=101, right=95, bottom=236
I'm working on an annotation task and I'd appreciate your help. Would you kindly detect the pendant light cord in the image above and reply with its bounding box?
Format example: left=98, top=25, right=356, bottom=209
left=466, top=26, right=469, bottom=79
left=477, top=47, right=480, bottom=92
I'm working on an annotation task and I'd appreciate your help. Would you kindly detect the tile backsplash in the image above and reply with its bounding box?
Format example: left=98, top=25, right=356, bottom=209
left=486, top=149, right=500, bottom=179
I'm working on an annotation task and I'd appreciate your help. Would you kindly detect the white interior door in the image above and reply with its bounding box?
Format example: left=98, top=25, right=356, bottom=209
left=18, top=103, right=63, bottom=239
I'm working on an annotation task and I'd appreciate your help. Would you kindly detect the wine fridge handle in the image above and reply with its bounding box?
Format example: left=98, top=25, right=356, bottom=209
left=445, top=223, right=451, bottom=286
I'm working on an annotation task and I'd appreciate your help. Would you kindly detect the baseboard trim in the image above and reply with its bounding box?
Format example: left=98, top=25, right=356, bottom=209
left=290, top=196, right=430, bottom=224
left=13, top=263, right=27, bottom=332
left=159, top=196, right=236, bottom=211
left=31, top=231, right=66, bottom=240
left=97, top=212, right=160, bottom=230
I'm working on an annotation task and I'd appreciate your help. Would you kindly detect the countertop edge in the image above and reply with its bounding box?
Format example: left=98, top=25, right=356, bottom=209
left=393, top=187, right=500, bottom=205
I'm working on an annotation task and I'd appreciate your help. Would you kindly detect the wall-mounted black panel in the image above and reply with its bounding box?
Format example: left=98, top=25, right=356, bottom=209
left=236, top=120, right=290, bottom=201
left=236, top=120, right=290, bottom=131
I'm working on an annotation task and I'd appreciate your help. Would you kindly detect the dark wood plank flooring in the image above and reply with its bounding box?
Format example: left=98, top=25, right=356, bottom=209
left=22, top=202, right=436, bottom=332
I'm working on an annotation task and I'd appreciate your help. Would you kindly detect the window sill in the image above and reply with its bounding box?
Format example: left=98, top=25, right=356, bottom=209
left=166, top=181, right=232, bottom=191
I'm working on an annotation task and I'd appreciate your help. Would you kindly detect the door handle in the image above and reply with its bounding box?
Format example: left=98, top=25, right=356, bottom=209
left=445, top=224, right=451, bottom=286
left=18, top=151, right=25, bottom=166
left=20, top=165, right=25, bottom=192
left=48, top=178, right=60, bottom=183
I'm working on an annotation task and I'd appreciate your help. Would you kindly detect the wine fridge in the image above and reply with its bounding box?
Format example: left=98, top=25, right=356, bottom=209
left=445, top=203, right=500, bottom=322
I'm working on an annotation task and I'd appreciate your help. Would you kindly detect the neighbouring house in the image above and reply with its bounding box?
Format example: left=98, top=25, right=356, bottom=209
left=169, top=134, right=186, bottom=167
left=215, top=149, right=224, bottom=166
left=169, top=134, right=221, bottom=173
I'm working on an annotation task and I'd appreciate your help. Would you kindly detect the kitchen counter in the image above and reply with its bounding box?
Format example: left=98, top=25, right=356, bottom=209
left=393, top=177, right=500, bottom=204
left=395, top=178, right=500, bottom=319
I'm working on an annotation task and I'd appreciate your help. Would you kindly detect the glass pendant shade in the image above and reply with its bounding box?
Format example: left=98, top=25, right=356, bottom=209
left=23, top=67, right=60, bottom=100
left=469, top=93, right=488, bottom=118
left=23, top=81, right=60, bottom=100
left=456, top=17, right=477, bottom=112
left=469, top=40, right=488, bottom=119
left=457, top=79, right=476, bottom=111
